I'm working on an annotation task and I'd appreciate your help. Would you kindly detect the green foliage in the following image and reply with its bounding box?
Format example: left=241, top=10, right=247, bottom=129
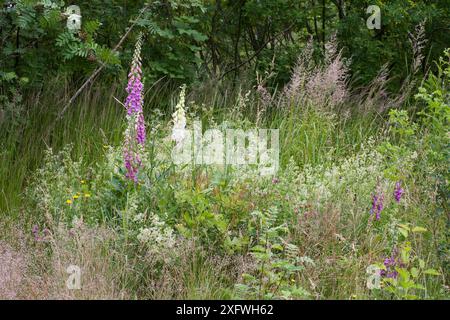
left=376, top=224, right=441, bottom=300
left=0, top=1, right=123, bottom=85
left=2, top=0, right=449, bottom=90
left=415, top=49, right=450, bottom=163
left=13, top=51, right=447, bottom=297
left=377, top=50, right=450, bottom=294
left=235, top=208, right=312, bottom=299
left=135, top=0, right=208, bottom=81
left=338, top=0, right=450, bottom=87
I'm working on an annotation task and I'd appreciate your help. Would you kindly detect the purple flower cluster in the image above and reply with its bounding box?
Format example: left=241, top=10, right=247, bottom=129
left=369, top=181, right=405, bottom=220
left=123, top=130, right=142, bottom=183
left=123, top=33, right=146, bottom=182
left=32, top=225, right=50, bottom=242
left=370, top=191, right=384, bottom=220
left=380, top=248, right=403, bottom=279
left=32, top=224, right=39, bottom=240
left=136, top=113, right=146, bottom=145
left=393, top=181, right=404, bottom=203
left=381, top=257, right=398, bottom=279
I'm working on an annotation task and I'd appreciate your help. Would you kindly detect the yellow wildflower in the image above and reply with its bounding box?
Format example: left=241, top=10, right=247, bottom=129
left=84, top=193, right=91, bottom=198
left=66, top=199, right=73, bottom=204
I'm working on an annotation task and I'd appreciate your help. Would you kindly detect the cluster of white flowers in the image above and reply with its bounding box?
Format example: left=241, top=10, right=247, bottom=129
left=230, top=139, right=388, bottom=215
left=133, top=212, right=146, bottom=222
left=136, top=212, right=176, bottom=251
left=171, top=85, right=188, bottom=148
left=289, top=144, right=384, bottom=210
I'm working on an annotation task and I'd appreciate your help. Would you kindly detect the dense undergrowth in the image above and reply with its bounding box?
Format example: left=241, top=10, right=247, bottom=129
left=0, top=41, right=448, bottom=299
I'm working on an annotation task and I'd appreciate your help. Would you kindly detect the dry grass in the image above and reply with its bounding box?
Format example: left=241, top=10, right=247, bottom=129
left=125, top=238, right=251, bottom=300
left=0, top=219, right=252, bottom=299
left=0, top=241, right=26, bottom=299
left=0, top=217, right=129, bottom=300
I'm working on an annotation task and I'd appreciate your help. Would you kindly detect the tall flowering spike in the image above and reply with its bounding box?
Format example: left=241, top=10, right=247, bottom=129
left=393, top=181, right=404, bottom=203
left=125, top=33, right=146, bottom=144
left=123, top=33, right=146, bottom=183
left=370, top=189, right=384, bottom=220
left=123, top=126, right=142, bottom=183
left=171, top=84, right=187, bottom=148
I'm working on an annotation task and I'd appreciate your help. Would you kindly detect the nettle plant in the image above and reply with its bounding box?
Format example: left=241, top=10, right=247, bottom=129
left=383, top=49, right=449, bottom=180
left=373, top=223, right=441, bottom=299
left=235, top=207, right=313, bottom=300
left=416, top=49, right=450, bottom=170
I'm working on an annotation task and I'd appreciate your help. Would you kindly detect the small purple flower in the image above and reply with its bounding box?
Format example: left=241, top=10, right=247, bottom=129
left=272, top=177, right=279, bottom=184
left=32, top=224, right=40, bottom=241
left=380, top=250, right=399, bottom=279
left=136, top=113, right=146, bottom=144
left=370, top=191, right=384, bottom=220
left=393, top=181, right=404, bottom=203
left=32, top=225, right=49, bottom=242
left=123, top=131, right=142, bottom=183
left=370, top=195, right=377, bottom=214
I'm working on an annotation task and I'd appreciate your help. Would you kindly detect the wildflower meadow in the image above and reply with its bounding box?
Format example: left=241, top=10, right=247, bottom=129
left=0, top=1, right=449, bottom=302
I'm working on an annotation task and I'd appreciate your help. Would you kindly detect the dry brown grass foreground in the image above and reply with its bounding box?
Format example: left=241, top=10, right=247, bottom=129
left=0, top=216, right=128, bottom=299
left=0, top=216, right=249, bottom=300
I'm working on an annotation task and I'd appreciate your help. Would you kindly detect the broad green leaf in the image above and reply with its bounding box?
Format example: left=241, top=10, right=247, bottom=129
left=251, top=245, right=266, bottom=253
left=271, top=244, right=284, bottom=251
left=399, top=228, right=409, bottom=238
left=412, top=226, right=427, bottom=233
left=424, top=269, right=441, bottom=276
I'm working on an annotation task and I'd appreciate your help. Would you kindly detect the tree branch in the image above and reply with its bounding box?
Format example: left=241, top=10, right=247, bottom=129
left=218, top=23, right=295, bottom=81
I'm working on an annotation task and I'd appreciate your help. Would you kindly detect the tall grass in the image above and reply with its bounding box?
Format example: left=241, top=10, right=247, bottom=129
left=0, top=79, right=122, bottom=213
left=0, top=75, right=183, bottom=213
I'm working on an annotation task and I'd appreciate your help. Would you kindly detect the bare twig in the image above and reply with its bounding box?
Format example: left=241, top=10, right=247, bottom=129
left=217, top=23, right=296, bottom=81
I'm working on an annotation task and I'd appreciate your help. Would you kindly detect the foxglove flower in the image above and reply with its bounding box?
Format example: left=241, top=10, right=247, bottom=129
left=393, top=181, right=404, bottom=203
left=123, top=126, right=142, bottom=182
left=123, top=33, right=146, bottom=182
left=171, top=84, right=187, bottom=149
